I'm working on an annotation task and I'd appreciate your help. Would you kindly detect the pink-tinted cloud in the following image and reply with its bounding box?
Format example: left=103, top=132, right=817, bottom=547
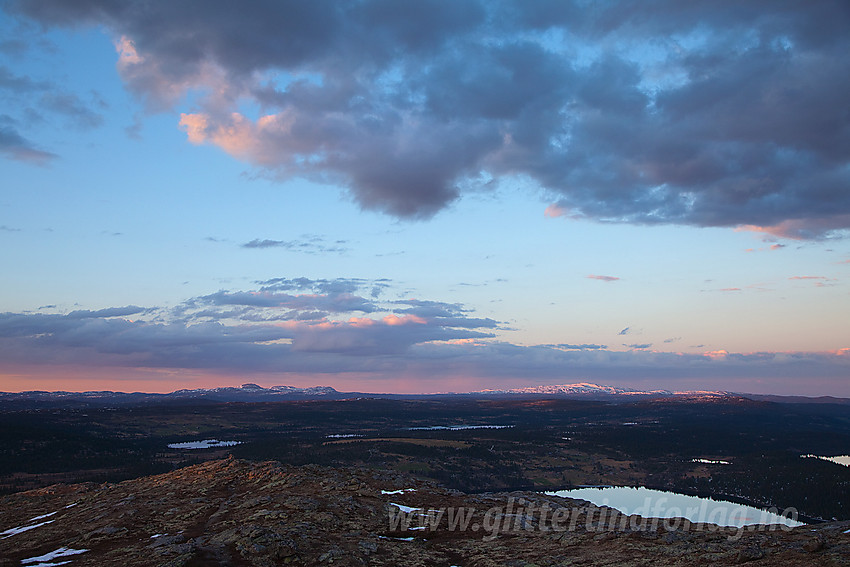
left=788, top=276, right=837, bottom=287
left=745, top=243, right=787, bottom=253
left=737, top=215, right=850, bottom=240
left=587, top=274, right=620, bottom=282
left=543, top=203, right=567, bottom=218
left=383, top=314, right=427, bottom=326
left=179, top=112, right=297, bottom=167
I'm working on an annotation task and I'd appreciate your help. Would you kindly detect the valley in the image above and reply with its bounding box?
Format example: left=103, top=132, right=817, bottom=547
left=2, top=394, right=849, bottom=523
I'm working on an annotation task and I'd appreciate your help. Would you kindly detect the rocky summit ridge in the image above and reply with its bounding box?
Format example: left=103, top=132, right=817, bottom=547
left=1, top=458, right=848, bottom=566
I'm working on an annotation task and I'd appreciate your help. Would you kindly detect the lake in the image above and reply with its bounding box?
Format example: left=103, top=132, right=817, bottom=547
left=545, top=486, right=804, bottom=528
left=802, top=454, right=850, bottom=467
left=167, top=439, right=242, bottom=450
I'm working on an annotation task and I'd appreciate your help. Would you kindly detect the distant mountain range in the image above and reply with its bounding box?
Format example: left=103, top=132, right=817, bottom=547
left=170, top=383, right=340, bottom=399
left=0, top=382, right=847, bottom=408
left=0, top=383, right=343, bottom=407
left=475, top=382, right=682, bottom=396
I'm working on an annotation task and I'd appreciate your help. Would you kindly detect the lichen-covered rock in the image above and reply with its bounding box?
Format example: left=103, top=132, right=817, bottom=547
left=0, top=458, right=848, bottom=566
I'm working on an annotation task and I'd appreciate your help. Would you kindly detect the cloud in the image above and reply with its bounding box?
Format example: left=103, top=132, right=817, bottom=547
left=402, top=342, right=850, bottom=395
left=39, top=91, right=105, bottom=129
left=241, top=236, right=349, bottom=254
left=7, top=0, right=849, bottom=234
left=0, top=39, right=29, bottom=56
left=788, top=276, right=837, bottom=288
left=393, top=299, right=468, bottom=318
left=587, top=274, right=620, bottom=282
left=0, top=61, right=105, bottom=162
left=0, top=122, right=56, bottom=164
left=289, top=314, right=492, bottom=356
left=1, top=288, right=849, bottom=394
left=543, top=204, right=569, bottom=218
left=543, top=343, right=608, bottom=351
left=242, top=239, right=288, bottom=249
left=65, top=306, right=147, bottom=319
left=196, top=289, right=378, bottom=315
left=745, top=242, right=788, bottom=253
left=738, top=216, right=850, bottom=240
left=617, top=327, right=630, bottom=336
left=0, top=280, right=501, bottom=370
left=0, top=65, right=48, bottom=91
left=255, top=277, right=371, bottom=295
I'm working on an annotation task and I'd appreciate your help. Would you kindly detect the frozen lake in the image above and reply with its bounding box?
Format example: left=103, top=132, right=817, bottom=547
left=408, top=425, right=513, bottom=431
left=546, top=486, right=804, bottom=528
left=802, top=454, right=850, bottom=467
left=167, top=439, right=242, bottom=450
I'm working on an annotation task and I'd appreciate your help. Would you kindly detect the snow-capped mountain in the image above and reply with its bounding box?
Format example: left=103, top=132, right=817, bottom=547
left=475, top=382, right=673, bottom=396
left=170, top=383, right=339, bottom=398
left=467, top=383, right=737, bottom=399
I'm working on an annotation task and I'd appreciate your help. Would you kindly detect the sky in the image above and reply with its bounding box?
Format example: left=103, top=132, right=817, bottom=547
left=0, top=0, right=848, bottom=396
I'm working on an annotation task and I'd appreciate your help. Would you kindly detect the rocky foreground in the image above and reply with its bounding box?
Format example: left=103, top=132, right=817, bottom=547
left=1, top=458, right=848, bottom=566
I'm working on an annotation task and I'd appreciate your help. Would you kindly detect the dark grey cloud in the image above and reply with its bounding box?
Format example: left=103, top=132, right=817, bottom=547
left=6, top=0, right=850, bottom=235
